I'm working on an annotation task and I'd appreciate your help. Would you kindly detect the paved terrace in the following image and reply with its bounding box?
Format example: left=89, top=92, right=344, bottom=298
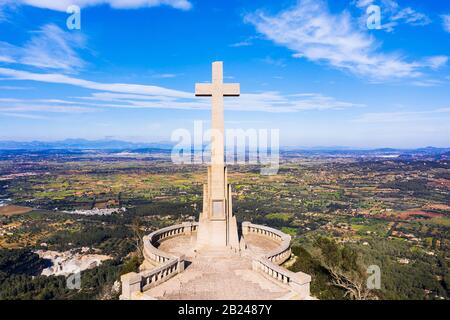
left=120, top=222, right=312, bottom=300
left=141, top=234, right=300, bottom=300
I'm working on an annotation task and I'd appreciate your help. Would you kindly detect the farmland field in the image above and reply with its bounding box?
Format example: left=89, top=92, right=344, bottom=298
left=0, top=148, right=449, bottom=300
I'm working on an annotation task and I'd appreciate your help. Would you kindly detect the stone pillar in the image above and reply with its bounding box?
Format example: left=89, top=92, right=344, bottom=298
left=182, top=222, right=193, bottom=235
left=289, top=272, right=312, bottom=299
left=242, top=221, right=250, bottom=235
left=120, top=272, right=142, bottom=300
left=178, top=255, right=186, bottom=272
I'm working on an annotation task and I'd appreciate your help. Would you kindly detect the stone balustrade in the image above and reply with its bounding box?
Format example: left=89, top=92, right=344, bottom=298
left=242, top=221, right=311, bottom=299
left=120, top=222, right=198, bottom=300
left=242, top=222, right=292, bottom=265
left=121, top=220, right=311, bottom=300
left=252, top=256, right=311, bottom=299
left=140, top=257, right=181, bottom=292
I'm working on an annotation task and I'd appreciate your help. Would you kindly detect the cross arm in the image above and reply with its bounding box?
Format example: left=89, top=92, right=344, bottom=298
left=223, top=83, right=240, bottom=96
left=195, top=83, right=213, bottom=96
left=195, top=83, right=240, bottom=97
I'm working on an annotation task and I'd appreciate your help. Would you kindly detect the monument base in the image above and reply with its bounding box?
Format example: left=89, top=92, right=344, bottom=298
left=196, top=219, right=227, bottom=248
left=196, top=215, right=240, bottom=250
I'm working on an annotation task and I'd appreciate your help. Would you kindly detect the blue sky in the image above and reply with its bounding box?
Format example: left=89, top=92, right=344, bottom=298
left=0, top=0, right=449, bottom=147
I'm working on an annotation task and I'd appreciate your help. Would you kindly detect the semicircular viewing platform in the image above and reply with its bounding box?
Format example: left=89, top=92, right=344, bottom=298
left=120, top=222, right=312, bottom=300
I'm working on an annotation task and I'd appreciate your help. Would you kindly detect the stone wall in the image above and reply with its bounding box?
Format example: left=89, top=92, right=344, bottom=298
left=120, top=222, right=198, bottom=300
left=242, top=222, right=311, bottom=299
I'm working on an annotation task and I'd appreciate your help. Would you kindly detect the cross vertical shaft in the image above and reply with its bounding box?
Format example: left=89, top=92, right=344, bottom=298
left=195, top=62, right=240, bottom=204
left=195, top=61, right=240, bottom=248
left=211, top=61, right=225, bottom=169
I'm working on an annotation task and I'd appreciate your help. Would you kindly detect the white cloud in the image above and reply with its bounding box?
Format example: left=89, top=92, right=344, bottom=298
left=232, top=92, right=364, bottom=112
left=0, top=102, right=95, bottom=114
left=0, top=85, right=31, bottom=90
left=0, top=112, right=49, bottom=119
left=0, top=0, right=17, bottom=22
left=422, top=56, right=448, bottom=70
left=246, top=0, right=441, bottom=80
left=0, top=67, right=191, bottom=98
left=77, top=91, right=362, bottom=113
left=0, top=41, right=17, bottom=63
left=152, top=73, right=178, bottom=78
left=260, top=56, right=286, bottom=67
left=22, top=24, right=85, bottom=72
left=229, top=41, right=252, bottom=48
left=442, top=15, right=450, bottom=33
left=410, top=79, right=443, bottom=87
left=391, top=7, right=431, bottom=26
left=0, top=24, right=85, bottom=72
left=354, top=0, right=375, bottom=9
left=0, top=67, right=363, bottom=114
left=354, top=0, right=398, bottom=11
left=12, top=0, right=191, bottom=11
left=229, top=36, right=260, bottom=48
left=353, top=108, right=450, bottom=123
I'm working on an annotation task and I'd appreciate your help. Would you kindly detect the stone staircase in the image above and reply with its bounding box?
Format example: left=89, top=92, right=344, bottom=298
left=143, top=249, right=293, bottom=300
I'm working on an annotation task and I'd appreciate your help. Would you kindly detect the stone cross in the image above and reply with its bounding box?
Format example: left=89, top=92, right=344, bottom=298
left=195, top=62, right=240, bottom=202
left=195, top=61, right=240, bottom=167
left=195, top=62, right=240, bottom=248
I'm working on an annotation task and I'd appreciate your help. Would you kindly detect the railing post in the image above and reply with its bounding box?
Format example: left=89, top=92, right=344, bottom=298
left=242, top=221, right=250, bottom=235
left=182, top=222, right=193, bottom=235
left=120, top=272, right=142, bottom=300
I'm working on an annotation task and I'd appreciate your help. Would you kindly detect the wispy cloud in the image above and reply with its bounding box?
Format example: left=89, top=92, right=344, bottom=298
left=410, top=79, right=443, bottom=87
left=229, top=35, right=261, bottom=48
left=0, top=67, right=363, bottom=114
left=422, top=56, right=449, bottom=70
left=0, top=85, right=32, bottom=90
left=245, top=0, right=444, bottom=81
left=354, top=0, right=398, bottom=10
left=0, top=112, right=49, bottom=119
left=0, top=41, right=18, bottom=63
left=22, top=24, right=85, bottom=72
left=8, top=0, right=192, bottom=11
left=353, top=108, right=450, bottom=123
left=0, top=24, right=86, bottom=73
left=0, top=0, right=18, bottom=22
left=76, top=91, right=362, bottom=113
left=259, top=56, right=286, bottom=67
left=0, top=97, right=97, bottom=113
left=391, top=7, right=431, bottom=26
left=232, top=92, right=364, bottom=112
left=0, top=67, right=191, bottom=98
left=442, top=15, right=450, bottom=33
left=229, top=41, right=252, bottom=48
left=0, top=4, right=5, bottom=21
left=152, top=73, right=178, bottom=79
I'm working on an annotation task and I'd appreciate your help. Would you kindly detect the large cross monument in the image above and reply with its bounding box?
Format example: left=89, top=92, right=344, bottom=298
left=120, top=61, right=312, bottom=300
left=195, top=61, right=240, bottom=249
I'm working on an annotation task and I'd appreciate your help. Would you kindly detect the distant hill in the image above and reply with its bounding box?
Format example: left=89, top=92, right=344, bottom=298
left=0, top=139, right=174, bottom=150
left=0, top=139, right=448, bottom=158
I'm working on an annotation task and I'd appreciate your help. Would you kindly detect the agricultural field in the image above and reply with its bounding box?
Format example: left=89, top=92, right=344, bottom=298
left=0, top=149, right=449, bottom=299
